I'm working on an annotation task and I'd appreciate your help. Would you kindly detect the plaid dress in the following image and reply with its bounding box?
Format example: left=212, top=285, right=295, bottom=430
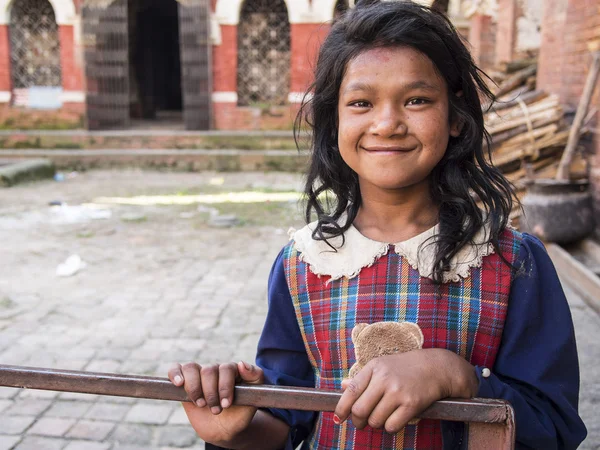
left=283, top=227, right=522, bottom=450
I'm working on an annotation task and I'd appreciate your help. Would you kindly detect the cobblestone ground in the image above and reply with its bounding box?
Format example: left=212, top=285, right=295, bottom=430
left=0, top=170, right=598, bottom=450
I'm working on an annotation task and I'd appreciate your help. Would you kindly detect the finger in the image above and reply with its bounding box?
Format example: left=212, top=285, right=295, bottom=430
left=167, top=363, right=184, bottom=386
left=180, top=362, right=204, bottom=407
left=365, top=394, right=401, bottom=430
left=384, top=404, right=422, bottom=434
left=237, top=361, right=264, bottom=384
left=347, top=378, right=388, bottom=430
left=200, top=364, right=221, bottom=414
left=334, top=368, right=373, bottom=424
left=218, top=363, right=238, bottom=409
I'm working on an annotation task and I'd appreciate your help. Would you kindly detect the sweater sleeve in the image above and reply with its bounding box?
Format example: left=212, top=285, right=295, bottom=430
left=474, top=233, right=587, bottom=449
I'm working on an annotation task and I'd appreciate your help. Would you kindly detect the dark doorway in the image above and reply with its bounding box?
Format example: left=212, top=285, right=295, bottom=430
left=128, top=0, right=183, bottom=122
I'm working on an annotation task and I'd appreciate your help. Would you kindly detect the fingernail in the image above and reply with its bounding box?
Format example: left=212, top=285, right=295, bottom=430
left=211, top=406, right=221, bottom=414
left=242, top=361, right=252, bottom=371
left=333, top=414, right=341, bottom=425
left=196, top=398, right=206, bottom=408
left=174, top=375, right=183, bottom=385
left=221, top=398, right=230, bottom=408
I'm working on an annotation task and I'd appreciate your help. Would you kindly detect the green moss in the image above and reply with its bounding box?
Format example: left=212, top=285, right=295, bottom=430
left=53, top=142, right=83, bottom=149
left=0, top=296, right=15, bottom=309
left=13, top=138, right=41, bottom=149
left=198, top=136, right=297, bottom=151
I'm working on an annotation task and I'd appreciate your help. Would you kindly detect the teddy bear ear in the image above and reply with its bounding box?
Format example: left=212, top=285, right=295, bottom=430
left=403, top=322, right=425, bottom=348
left=352, top=323, right=369, bottom=342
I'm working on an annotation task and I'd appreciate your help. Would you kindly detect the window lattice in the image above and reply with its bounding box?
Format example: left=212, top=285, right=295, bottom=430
left=237, top=0, right=290, bottom=106
left=9, top=0, right=62, bottom=88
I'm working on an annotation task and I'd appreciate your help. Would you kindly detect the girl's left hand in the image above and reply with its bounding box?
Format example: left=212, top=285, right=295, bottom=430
left=334, top=348, right=479, bottom=433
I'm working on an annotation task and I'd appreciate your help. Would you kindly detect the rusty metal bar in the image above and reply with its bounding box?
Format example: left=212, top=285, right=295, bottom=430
left=0, top=364, right=514, bottom=448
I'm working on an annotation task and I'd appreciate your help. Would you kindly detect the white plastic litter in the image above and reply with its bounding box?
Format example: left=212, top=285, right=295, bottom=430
left=56, top=255, right=86, bottom=277
left=50, top=204, right=112, bottom=224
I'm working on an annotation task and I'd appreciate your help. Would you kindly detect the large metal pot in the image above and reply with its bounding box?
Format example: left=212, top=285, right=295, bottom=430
left=521, top=179, right=594, bottom=244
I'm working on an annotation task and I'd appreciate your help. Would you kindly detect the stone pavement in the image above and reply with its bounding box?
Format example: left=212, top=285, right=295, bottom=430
left=0, top=170, right=598, bottom=449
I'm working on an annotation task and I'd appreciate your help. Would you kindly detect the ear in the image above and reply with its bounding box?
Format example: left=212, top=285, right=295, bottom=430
left=352, top=323, right=369, bottom=342
left=450, top=120, right=463, bottom=137
left=450, top=91, right=464, bottom=137
left=402, top=322, right=425, bottom=348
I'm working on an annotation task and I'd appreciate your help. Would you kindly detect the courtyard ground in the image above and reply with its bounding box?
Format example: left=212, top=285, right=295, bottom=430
left=0, top=170, right=597, bottom=449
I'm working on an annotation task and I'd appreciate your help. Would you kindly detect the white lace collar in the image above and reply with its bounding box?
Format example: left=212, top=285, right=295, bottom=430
left=289, top=219, right=495, bottom=283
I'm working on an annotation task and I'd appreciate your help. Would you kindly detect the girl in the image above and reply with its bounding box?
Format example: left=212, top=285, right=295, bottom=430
left=168, top=2, right=587, bottom=448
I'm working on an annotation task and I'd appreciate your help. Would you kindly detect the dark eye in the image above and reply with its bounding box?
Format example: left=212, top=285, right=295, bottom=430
left=349, top=100, right=371, bottom=108
left=407, top=98, right=429, bottom=106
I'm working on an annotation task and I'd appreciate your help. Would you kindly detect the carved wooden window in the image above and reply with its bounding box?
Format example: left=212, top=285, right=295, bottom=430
left=9, top=0, right=62, bottom=88
left=237, top=0, right=290, bottom=106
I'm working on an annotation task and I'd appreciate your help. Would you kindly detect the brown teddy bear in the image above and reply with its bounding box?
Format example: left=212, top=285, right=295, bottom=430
left=348, top=321, right=424, bottom=379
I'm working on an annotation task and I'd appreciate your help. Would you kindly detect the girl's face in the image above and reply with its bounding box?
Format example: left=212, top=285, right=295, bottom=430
left=337, top=46, right=460, bottom=195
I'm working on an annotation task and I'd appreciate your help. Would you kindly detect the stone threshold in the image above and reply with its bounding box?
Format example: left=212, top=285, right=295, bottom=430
left=548, top=242, right=600, bottom=316
left=0, top=129, right=296, bottom=137
left=0, top=149, right=309, bottom=173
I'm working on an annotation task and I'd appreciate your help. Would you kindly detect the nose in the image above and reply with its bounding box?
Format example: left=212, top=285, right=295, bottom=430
left=370, top=105, right=407, bottom=137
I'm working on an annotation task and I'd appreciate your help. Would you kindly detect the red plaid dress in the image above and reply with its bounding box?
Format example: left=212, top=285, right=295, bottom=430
left=283, top=226, right=522, bottom=449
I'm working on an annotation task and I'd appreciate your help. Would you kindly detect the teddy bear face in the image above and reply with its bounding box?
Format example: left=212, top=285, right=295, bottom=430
left=352, top=321, right=424, bottom=367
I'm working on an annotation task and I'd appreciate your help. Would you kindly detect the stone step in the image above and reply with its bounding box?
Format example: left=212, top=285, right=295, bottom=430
left=0, top=149, right=309, bottom=173
left=0, top=129, right=301, bottom=151
left=0, top=158, right=56, bottom=187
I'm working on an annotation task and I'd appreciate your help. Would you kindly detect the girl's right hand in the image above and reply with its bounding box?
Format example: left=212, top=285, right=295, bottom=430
left=168, top=361, right=264, bottom=446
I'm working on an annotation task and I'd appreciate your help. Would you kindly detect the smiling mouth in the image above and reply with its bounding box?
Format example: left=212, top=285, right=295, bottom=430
left=362, top=146, right=417, bottom=153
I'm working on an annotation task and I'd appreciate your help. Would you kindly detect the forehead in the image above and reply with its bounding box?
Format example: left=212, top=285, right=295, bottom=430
left=341, top=46, right=444, bottom=89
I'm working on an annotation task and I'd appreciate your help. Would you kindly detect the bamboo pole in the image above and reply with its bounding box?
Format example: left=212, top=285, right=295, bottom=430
left=495, top=65, right=537, bottom=97
left=487, top=109, right=562, bottom=135
left=492, top=90, right=547, bottom=112
left=556, top=49, right=600, bottom=180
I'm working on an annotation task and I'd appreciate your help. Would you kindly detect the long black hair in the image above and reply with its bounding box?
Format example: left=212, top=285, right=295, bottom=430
left=294, top=0, right=517, bottom=283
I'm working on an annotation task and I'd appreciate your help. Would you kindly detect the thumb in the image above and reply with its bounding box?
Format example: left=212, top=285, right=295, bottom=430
left=237, top=361, right=264, bottom=384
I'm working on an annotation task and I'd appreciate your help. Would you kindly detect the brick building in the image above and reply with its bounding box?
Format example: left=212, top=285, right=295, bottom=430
left=466, top=0, right=600, bottom=230
left=0, top=0, right=470, bottom=131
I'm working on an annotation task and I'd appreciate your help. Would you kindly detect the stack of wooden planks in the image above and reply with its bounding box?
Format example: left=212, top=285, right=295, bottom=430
left=486, top=92, right=586, bottom=191
left=482, top=58, right=587, bottom=220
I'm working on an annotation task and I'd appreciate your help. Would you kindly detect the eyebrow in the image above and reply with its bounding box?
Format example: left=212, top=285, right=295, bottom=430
left=343, top=82, right=375, bottom=94
left=342, top=80, right=441, bottom=95
left=404, top=81, right=441, bottom=92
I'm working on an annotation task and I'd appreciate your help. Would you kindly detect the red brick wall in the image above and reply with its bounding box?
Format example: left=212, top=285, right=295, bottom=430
left=539, top=0, right=600, bottom=110
left=290, top=23, right=330, bottom=93
left=212, top=25, right=237, bottom=93
left=495, top=0, right=519, bottom=65
left=538, top=0, right=600, bottom=231
left=537, top=0, right=568, bottom=97
left=0, top=25, right=10, bottom=92
left=212, top=102, right=299, bottom=130
left=212, top=23, right=327, bottom=130
left=59, top=25, right=83, bottom=91
left=468, top=14, right=496, bottom=71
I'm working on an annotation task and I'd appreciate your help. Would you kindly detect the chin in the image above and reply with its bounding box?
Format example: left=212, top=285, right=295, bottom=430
left=378, top=176, right=424, bottom=189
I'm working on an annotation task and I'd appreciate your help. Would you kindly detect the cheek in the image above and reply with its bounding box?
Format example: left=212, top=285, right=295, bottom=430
left=415, top=112, right=451, bottom=154
left=337, top=113, right=361, bottom=147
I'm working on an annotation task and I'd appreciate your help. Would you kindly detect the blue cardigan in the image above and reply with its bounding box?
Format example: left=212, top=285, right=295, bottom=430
left=209, top=234, right=587, bottom=449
